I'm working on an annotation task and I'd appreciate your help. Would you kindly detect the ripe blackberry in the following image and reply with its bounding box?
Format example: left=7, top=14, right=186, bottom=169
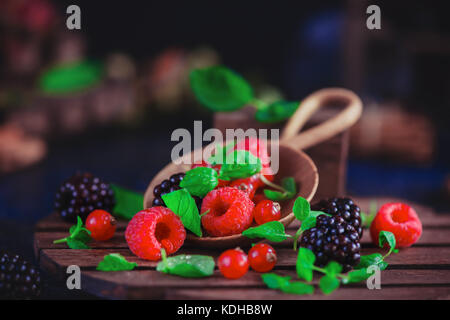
left=153, top=173, right=204, bottom=212
left=300, top=214, right=361, bottom=272
left=54, top=172, right=115, bottom=222
left=311, top=197, right=363, bottom=239
left=0, top=251, right=41, bottom=299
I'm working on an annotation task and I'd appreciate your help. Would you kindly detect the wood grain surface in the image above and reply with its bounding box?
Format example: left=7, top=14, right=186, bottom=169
left=34, top=196, right=450, bottom=300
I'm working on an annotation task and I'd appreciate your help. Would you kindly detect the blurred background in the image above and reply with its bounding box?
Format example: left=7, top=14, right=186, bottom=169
left=1, top=0, right=449, bottom=297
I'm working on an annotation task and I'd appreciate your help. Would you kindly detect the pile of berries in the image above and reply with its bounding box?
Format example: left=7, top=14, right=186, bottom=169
left=300, top=198, right=362, bottom=272
left=0, top=251, right=41, bottom=299
left=54, top=172, right=115, bottom=222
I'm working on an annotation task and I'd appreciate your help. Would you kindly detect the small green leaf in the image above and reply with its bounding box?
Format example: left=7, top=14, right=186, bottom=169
left=261, top=273, right=291, bottom=290
left=190, top=66, right=253, bottom=112
left=343, top=267, right=373, bottom=284
left=111, top=184, right=144, bottom=220
left=242, top=221, right=290, bottom=242
left=219, top=150, right=262, bottom=180
left=293, top=196, right=310, bottom=221
left=96, top=253, right=137, bottom=271
left=281, top=177, right=297, bottom=196
left=157, top=254, right=215, bottom=278
left=162, top=189, right=202, bottom=237
left=296, top=248, right=315, bottom=281
left=355, top=253, right=384, bottom=269
left=319, top=275, right=340, bottom=295
left=324, top=261, right=343, bottom=276
left=379, top=230, right=397, bottom=254
left=66, top=238, right=90, bottom=249
left=280, top=281, right=315, bottom=295
left=207, top=141, right=236, bottom=166
left=262, top=177, right=296, bottom=201
left=263, top=189, right=286, bottom=201
left=179, top=167, right=218, bottom=197
left=254, top=100, right=300, bottom=123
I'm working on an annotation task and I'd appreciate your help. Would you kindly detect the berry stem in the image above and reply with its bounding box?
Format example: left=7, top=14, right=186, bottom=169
left=259, top=175, right=286, bottom=193
left=293, top=228, right=303, bottom=251
left=53, top=237, right=68, bottom=244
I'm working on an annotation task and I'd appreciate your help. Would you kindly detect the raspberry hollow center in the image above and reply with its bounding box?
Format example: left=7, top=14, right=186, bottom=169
left=155, top=222, right=171, bottom=243
left=213, top=200, right=231, bottom=217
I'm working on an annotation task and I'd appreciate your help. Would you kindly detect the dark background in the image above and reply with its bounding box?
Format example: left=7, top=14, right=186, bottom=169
left=1, top=0, right=449, bottom=298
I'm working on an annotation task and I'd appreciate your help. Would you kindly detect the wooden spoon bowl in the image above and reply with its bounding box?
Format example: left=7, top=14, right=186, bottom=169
left=143, top=88, right=362, bottom=248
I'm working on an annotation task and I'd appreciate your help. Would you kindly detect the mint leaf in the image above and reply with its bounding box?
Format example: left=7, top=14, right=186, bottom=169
left=280, top=281, right=314, bottom=295
left=162, top=189, right=202, bottom=237
left=66, top=238, right=90, bottom=249
left=157, top=254, right=215, bottom=278
left=96, top=253, right=137, bottom=271
left=343, top=267, right=373, bottom=284
left=296, top=248, right=316, bottom=281
left=69, top=225, right=91, bottom=244
left=254, top=100, right=300, bottom=123
left=263, top=189, right=286, bottom=201
left=263, top=177, right=297, bottom=201
left=355, top=253, right=384, bottom=269
left=219, top=150, right=262, bottom=180
left=207, top=141, right=236, bottom=166
left=261, top=273, right=291, bottom=289
left=293, top=196, right=310, bottom=221
left=111, top=184, right=144, bottom=220
left=319, top=275, right=340, bottom=295
left=324, top=261, right=342, bottom=276
left=379, top=230, right=396, bottom=255
left=242, top=221, right=290, bottom=242
left=179, top=167, right=218, bottom=197
left=190, top=66, right=253, bottom=112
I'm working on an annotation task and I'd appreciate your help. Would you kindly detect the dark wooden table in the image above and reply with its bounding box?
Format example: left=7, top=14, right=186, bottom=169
left=34, top=197, right=450, bottom=300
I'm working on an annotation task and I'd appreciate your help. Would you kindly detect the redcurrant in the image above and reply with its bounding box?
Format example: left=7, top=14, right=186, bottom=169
left=85, top=210, right=117, bottom=241
left=218, top=248, right=249, bottom=279
left=253, top=200, right=281, bottom=225
left=230, top=178, right=257, bottom=200
left=248, top=243, right=277, bottom=272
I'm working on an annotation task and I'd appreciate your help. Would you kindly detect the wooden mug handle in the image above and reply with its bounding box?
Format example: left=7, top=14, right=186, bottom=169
left=280, top=88, right=363, bottom=150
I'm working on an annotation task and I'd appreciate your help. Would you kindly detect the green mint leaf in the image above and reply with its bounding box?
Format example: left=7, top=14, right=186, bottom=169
left=378, top=261, right=389, bottom=270
left=69, top=226, right=91, bottom=244
left=242, top=221, right=290, bottom=242
left=324, top=261, right=343, bottom=276
left=281, top=177, right=297, bottom=196
left=262, top=177, right=296, bottom=201
left=254, top=100, right=300, bottom=123
left=111, top=184, right=144, bottom=220
left=179, top=167, right=218, bottom=197
left=263, top=189, right=286, bottom=201
left=355, top=253, right=384, bottom=269
left=296, top=248, right=316, bottom=281
left=379, top=230, right=396, bottom=255
left=319, top=275, right=340, bottom=295
left=219, top=150, right=262, bottom=180
left=66, top=238, right=90, bottom=249
left=96, top=253, right=137, bottom=271
left=280, top=281, right=314, bottom=295
left=190, top=66, right=253, bottom=112
left=157, top=254, right=215, bottom=278
left=162, top=189, right=202, bottom=237
left=207, top=141, right=236, bottom=166
left=293, top=196, right=310, bottom=221
left=261, top=273, right=291, bottom=289
left=343, top=267, right=375, bottom=284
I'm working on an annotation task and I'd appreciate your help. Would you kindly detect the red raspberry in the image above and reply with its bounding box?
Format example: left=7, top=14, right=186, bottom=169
left=125, top=207, right=186, bottom=260
left=248, top=243, right=277, bottom=272
left=201, top=187, right=254, bottom=237
left=370, top=203, right=422, bottom=248
left=218, top=248, right=249, bottom=279
left=253, top=200, right=281, bottom=225
left=85, top=210, right=116, bottom=241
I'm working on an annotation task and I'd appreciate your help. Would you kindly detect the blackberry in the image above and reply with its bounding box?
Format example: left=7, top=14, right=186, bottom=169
left=152, top=172, right=203, bottom=211
left=300, top=214, right=361, bottom=272
left=0, top=251, right=41, bottom=299
left=311, top=197, right=363, bottom=239
left=54, top=172, right=115, bottom=222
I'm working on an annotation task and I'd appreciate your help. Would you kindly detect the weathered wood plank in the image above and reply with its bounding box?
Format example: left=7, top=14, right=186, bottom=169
left=165, top=286, right=450, bottom=300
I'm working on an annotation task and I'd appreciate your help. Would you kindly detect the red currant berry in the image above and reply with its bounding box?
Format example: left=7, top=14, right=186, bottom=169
left=253, top=200, right=281, bottom=225
left=85, top=210, right=117, bottom=241
left=248, top=243, right=277, bottom=272
left=218, top=248, right=249, bottom=279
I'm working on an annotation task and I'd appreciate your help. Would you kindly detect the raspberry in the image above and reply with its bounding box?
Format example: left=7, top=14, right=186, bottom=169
left=370, top=203, right=422, bottom=248
left=300, top=213, right=361, bottom=272
left=54, top=172, right=115, bottom=222
left=201, top=187, right=254, bottom=237
left=229, top=176, right=259, bottom=200
left=312, top=197, right=363, bottom=239
left=125, top=207, right=186, bottom=261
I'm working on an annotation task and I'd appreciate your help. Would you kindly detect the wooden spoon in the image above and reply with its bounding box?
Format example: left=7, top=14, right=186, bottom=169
left=143, top=88, right=362, bottom=247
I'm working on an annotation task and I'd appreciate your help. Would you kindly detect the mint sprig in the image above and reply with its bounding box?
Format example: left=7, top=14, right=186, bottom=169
left=53, top=216, right=92, bottom=249
left=242, top=221, right=291, bottom=242
left=162, top=188, right=202, bottom=237
left=260, top=176, right=296, bottom=201
left=179, top=167, right=218, bottom=197
left=157, top=249, right=215, bottom=278
left=261, top=273, right=314, bottom=295
left=96, top=253, right=137, bottom=271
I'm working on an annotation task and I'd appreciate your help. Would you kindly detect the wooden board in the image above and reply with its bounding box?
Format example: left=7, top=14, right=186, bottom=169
left=34, top=197, right=450, bottom=300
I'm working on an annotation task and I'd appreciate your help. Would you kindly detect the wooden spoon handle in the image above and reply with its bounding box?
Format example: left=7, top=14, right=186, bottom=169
left=280, top=88, right=362, bottom=150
